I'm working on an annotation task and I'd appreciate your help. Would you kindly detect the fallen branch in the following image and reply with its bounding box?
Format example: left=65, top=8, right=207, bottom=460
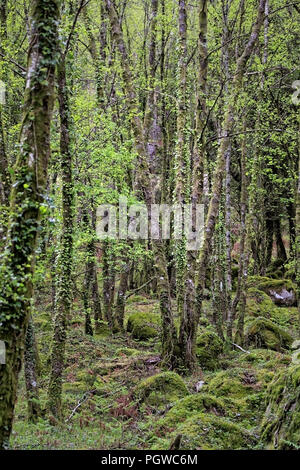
left=126, top=277, right=155, bottom=299
left=65, top=389, right=95, bottom=423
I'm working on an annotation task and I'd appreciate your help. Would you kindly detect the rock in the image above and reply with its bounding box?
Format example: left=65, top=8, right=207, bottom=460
left=207, top=368, right=261, bottom=399
left=126, top=312, right=160, bottom=340
left=291, top=339, right=300, bottom=350
left=246, top=288, right=275, bottom=318
left=292, top=349, right=300, bottom=365
left=196, top=330, right=224, bottom=370
left=245, top=317, right=293, bottom=352
left=134, top=372, right=189, bottom=408
left=195, top=380, right=205, bottom=392
left=169, top=413, right=257, bottom=450
left=247, top=276, right=297, bottom=307
left=268, top=288, right=296, bottom=307
left=261, top=365, right=300, bottom=449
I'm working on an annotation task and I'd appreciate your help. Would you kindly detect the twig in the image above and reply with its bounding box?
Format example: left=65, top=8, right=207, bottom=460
left=232, top=342, right=250, bottom=354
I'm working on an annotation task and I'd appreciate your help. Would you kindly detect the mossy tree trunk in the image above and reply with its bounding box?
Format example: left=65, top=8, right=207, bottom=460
left=0, top=0, right=10, bottom=207
left=102, top=240, right=115, bottom=329
left=48, top=54, right=74, bottom=420
left=0, top=0, right=60, bottom=449
left=228, top=118, right=248, bottom=341
left=177, top=0, right=208, bottom=372
left=297, top=118, right=300, bottom=334
left=115, top=258, right=131, bottom=332
left=24, top=315, right=41, bottom=422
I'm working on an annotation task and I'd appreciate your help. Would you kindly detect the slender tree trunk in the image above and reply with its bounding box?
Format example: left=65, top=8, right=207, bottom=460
left=0, top=0, right=10, bottom=206
left=228, top=119, right=248, bottom=340
left=102, top=240, right=115, bottom=329
left=115, top=259, right=131, bottom=332
left=0, top=0, right=60, bottom=448
left=274, top=219, right=287, bottom=263
left=24, top=316, right=41, bottom=422
left=177, top=0, right=208, bottom=371
left=48, top=54, right=74, bottom=420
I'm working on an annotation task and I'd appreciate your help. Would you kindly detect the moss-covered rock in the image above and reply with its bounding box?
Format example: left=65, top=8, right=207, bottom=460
left=245, top=317, right=293, bottom=351
left=157, top=393, right=226, bottom=429
left=165, top=413, right=257, bottom=450
left=134, top=372, right=189, bottom=408
left=247, top=276, right=297, bottom=307
left=261, top=365, right=300, bottom=449
left=237, top=349, right=291, bottom=369
left=196, top=331, right=224, bottom=370
left=246, top=288, right=275, bottom=318
left=126, top=312, right=160, bottom=341
left=207, top=368, right=259, bottom=399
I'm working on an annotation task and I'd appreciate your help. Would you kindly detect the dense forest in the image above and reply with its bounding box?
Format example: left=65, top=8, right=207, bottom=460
left=0, top=0, right=299, bottom=452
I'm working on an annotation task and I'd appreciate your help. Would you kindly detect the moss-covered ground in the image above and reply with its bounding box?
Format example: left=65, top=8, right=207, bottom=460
left=10, top=289, right=299, bottom=450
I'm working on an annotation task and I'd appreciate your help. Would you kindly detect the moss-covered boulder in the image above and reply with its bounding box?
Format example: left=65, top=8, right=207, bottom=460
left=291, top=338, right=300, bottom=365
left=245, top=317, right=293, bottom=351
left=246, top=288, right=275, bottom=318
left=126, top=312, right=160, bottom=340
left=261, top=365, right=300, bottom=449
left=247, top=276, right=297, bottom=307
left=157, top=393, right=226, bottom=430
left=167, top=413, right=257, bottom=450
left=237, top=349, right=291, bottom=369
left=207, top=368, right=260, bottom=399
left=134, top=372, right=189, bottom=408
left=196, top=331, right=224, bottom=370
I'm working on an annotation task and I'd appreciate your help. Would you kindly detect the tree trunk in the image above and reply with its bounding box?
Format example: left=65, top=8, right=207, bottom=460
left=0, top=0, right=60, bottom=448
left=24, top=316, right=41, bottom=422
left=48, top=54, right=74, bottom=420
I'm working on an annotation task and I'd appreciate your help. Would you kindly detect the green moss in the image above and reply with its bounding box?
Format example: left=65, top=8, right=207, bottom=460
left=94, top=321, right=111, bottom=337
left=207, top=368, right=258, bottom=399
left=237, top=349, right=291, bottom=369
left=115, top=347, right=141, bottom=357
left=246, top=288, right=274, bottom=318
left=134, top=372, right=189, bottom=408
left=127, top=312, right=160, bottom=341
left=155, top=393, right=226, bottom=431
left=245, top=317, right=293, bottom=351
left=62, top=382, right=87, bottom=394
left=248, top=276, right=296, bottom=292
left=196, top=331, right=224, bottom=370
left=154, top=413, right=257, bottom=450
left=261, top=365, right=300, bottom=449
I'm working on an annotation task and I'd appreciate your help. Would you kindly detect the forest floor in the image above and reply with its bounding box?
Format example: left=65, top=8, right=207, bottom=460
left=10, top=291, right=299, bottom=450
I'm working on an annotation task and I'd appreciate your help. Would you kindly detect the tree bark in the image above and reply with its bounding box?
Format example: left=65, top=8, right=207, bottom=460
left=48, top=54, right=74, bottom=420
left=0, top=0, right=60, bottom=448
